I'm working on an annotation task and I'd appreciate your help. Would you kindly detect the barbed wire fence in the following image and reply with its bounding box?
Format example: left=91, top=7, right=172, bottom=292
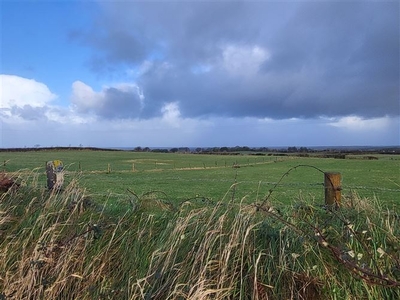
left=84, top=173, right=400, bottom=207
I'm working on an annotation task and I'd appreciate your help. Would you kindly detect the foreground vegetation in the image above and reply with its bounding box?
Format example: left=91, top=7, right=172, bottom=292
left=1, top=170, right=399, bottom=299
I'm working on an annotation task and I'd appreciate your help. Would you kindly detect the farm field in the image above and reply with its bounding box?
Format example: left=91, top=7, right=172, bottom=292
left=1, top=148, right=400, bottom=299
left=1, top=149, right=399, bottom=210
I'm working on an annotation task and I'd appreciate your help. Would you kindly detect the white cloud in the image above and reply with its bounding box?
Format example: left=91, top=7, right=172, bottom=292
left=161, top=102, right=181, bottom=127
left=1, top=112, right=398, bottom=148
left=0, top=75, right=97, bottom=125
left=221, top=45, right=270, bottom=76
left=0, top=75, right=70, bottom=124
left=328, top=115, right=393, bottom=131
left=1, top=75, right=397, bottom=148
left=71, top=80, right=103, bottom=113
left=0, top=74, right=57, bottom=109
left=71, top=80, right=144, bottom=118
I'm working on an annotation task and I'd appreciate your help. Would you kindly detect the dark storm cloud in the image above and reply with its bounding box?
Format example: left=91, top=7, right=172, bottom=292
left=99, top=87, right=143, bottom=119
left=78, top=0, right=399, bottom=120
left=261, top=1, right=400, bottom=118
left=71, top=82, right=144, bottom=120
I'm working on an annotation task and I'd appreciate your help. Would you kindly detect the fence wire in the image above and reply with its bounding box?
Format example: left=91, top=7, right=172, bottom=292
left=140, top=176, right=400, bottom=193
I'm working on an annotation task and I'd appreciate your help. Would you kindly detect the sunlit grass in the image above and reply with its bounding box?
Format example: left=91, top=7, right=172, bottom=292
left=1, top=150, right=399, bottom=208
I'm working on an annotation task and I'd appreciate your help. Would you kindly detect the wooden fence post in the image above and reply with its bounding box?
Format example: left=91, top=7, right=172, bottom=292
left=46, top=160, right=64, bottom=190
left=324, top=172, right=341, bottom=208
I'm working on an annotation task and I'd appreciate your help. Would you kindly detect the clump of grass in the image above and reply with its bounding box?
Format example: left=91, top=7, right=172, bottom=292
left=0, top=172, right=399, bottom=299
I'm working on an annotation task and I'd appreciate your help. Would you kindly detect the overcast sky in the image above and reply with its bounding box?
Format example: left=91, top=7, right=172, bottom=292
left=1, top=0, right=399, bottom=148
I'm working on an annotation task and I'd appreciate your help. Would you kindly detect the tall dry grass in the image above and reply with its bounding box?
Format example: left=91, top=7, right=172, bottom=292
left=0, top=172, right=399, bottom=299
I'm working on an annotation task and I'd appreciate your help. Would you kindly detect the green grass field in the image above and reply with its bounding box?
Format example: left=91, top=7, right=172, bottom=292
left=1, top=149, right=399, bottom=299
left=1, top=149, right=399, bottom=210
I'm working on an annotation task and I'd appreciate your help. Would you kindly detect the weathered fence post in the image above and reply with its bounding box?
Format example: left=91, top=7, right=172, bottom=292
left=46, top=160, right=64, bottom=190
left=324, top=172, right=341, bottom=208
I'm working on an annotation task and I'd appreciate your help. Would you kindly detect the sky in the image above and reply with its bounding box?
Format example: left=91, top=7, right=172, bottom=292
left=0, top=0, right=399, bottom=148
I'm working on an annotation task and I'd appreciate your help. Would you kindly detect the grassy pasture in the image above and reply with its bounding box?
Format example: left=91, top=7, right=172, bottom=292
left=1, top=149, right=399, bottom=210
left=1, top=149, right=400, bottom=299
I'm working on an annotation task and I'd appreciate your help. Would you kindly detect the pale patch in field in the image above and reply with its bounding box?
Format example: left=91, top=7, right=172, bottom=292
left=126, top=159, right=173, bottom=164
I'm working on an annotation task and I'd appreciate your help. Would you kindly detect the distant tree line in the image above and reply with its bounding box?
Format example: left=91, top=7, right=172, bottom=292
left=1, top=146, right=398, bottom=155
left=133, top=146, right=400, bottom=155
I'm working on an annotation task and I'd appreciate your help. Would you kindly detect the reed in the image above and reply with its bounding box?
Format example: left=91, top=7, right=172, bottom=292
left=0, top=172, right=399, bottom=299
